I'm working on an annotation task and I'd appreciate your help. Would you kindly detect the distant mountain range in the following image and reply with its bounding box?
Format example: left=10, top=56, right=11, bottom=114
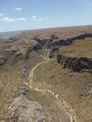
left=0, top=30, right=27, bottom=37
left=0, top=31, right=20, bottom=37
left=0, top=25, right=92, bottom=37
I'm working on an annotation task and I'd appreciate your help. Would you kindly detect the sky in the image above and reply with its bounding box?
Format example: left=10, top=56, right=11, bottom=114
left=0, top=0, right=92, bottom=32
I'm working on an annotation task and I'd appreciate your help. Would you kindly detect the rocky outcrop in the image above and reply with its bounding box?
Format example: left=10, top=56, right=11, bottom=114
left=0, top=51, right=15, bottom=66
left=69, top=33, right=92, bottom=41
left=34, top=33, right=92, bottom=46
left=57, top=54, right=92, bottom=72
left=32, top=43, right=42, bottom=51
left=0, top=56, right=6, bottom=65
left=7, top=96, right=47, bottom=122
left=6, top=86, right=48, bottom=122
left=49, top=48, right=59, bottom=58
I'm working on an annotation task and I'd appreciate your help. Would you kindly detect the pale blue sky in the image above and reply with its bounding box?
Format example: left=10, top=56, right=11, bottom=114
left=0, top=0, right=92, bottom=32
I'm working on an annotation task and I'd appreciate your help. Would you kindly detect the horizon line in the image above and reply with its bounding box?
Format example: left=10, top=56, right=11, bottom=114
left=0, top=24, right=92, bottom=33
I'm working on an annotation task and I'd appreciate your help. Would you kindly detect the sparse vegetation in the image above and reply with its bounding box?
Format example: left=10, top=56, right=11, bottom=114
left=0, top=26, right=92, bottom=122
left=59, top=38, right=92, bottom=58
left=34, top=59, right=92, bottom=122
left=0, top=52, right=43, bottom=120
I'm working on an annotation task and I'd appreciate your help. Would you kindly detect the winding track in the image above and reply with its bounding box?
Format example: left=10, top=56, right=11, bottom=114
left=28, top=55, right=77, bottom=122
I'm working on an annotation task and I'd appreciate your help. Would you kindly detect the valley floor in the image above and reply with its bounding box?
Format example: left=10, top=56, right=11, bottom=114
left=29, top=55, right=92, bottom=122
left=28, top=56, right=76, bottom=122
